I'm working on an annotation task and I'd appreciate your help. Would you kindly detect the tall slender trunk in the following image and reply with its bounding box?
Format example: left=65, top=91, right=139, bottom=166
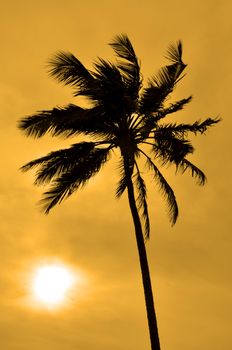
left=123, top=156, right=161, bottom=350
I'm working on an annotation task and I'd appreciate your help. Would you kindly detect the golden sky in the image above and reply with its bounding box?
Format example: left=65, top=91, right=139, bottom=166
left=0, top=1, right=231, bottom=349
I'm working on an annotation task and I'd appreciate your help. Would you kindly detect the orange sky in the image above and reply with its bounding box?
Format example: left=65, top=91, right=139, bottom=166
left=0, top=1, right=231, bottom=349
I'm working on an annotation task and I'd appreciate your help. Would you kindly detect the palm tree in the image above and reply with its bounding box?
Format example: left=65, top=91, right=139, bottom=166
left=18, top=34, right=219, bottom=350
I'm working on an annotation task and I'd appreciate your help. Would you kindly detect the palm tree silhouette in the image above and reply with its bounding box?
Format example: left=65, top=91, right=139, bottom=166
left=18, top=34, right=219, bottom=350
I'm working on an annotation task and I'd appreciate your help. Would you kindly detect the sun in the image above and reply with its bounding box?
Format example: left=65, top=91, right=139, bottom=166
left=32, top=264, right=74, bottom=306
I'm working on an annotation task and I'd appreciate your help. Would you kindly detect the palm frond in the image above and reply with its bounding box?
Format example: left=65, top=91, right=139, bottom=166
left=165, top=40, right=187, bottom=82
left=153, top=133, right=194, bottom=165
left=21, top=142, right=96, bottom=185
left=156, top=117, right=220, bottom=136
left=93, top=58, right=122, bottom=82
left=48, top=51, right=94, bottom=92
left=165, top=40, right=184, bottom=64
left=138, top=82, right=166, bottom=115
left=176, top=159, right=206, bottom=185
left=151, top=63, right=185, bottom=94
left=116, top=174, right=127, bottom=198
left=40, top=147, right=110, bottom=213
left=91, top=58, right=128, bottom=117
left=139, top=41, right=187, bottom=115
left=115, top=158, right=128, bottom=198
left=135, top=171, right=150, bottom=239
left=110, top=34, right=137, bottom=62
left=143, top=154, right=178, bottom=225
left=153, top=96, right=192, bottom=122
left=109, top=33, right=141, bottom=98
left=139, top=68, right=185, bottom=115
left=18, top=104, right=82, bottom=138
left=18, top=104, right=116, bottom=139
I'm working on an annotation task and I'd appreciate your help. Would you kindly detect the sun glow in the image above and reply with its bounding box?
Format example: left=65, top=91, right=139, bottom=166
left=32, top=264, right=74, bottom=306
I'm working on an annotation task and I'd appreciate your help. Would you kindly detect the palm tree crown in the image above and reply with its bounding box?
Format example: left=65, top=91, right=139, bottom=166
left=19, top=34, right=219, bottom=239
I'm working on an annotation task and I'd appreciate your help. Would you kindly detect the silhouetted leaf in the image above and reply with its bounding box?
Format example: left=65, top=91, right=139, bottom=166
left=156, top=117, right=220, bottom=136
left=177, top=159, right=206, bottom=185
left=48, top=51, right=94, bottom=91
left=40, top=147, right=111, bottom=213
left=18, top=104, right=117, bottom=139
left=110, top=33, right=141, bottom=99
left=153, top=132, right=194, bottom=165
left=139, top=41, right=187, bottom=115
left=135, top=171, right=150, bottom=239
left=145, top=156, right=178, bottom=225
left=21, top=142, right=96, bottom=185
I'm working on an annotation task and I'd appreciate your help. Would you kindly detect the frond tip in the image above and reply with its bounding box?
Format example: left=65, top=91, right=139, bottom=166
left=140, top=152, right=179, bottom=225
left=177, top=159, right=207, bottom=186
left=135, top=172, right=150, bottom=239
left=109, top=33, right=141, bottom=96
left=115, top=159, right=128, bottom=198
left=47, top=51, right=94, bottom=92
left=165, top=40, right=184, bottom=64
left=116, top=176, right=127, bottom=198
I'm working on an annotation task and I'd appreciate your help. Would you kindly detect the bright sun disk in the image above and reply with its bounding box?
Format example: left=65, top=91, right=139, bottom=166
left=32, top=265, right=74, bottom=306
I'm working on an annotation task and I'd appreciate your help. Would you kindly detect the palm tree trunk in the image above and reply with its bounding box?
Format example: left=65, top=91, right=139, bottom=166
left=123, top=156, right=161, bottom=350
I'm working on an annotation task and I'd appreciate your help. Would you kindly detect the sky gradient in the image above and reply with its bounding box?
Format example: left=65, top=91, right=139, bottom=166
left=1, top=1, right=231, bottom=349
